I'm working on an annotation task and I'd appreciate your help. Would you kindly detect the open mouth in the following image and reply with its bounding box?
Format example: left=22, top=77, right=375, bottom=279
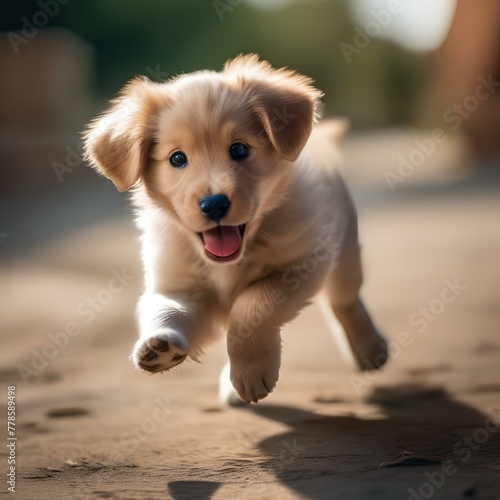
left=198, top=224, right=246, bottom=262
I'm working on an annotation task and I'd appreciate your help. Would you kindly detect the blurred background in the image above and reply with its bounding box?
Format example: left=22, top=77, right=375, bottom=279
left=1, top=0, right=499, bottom=253
left=1, top=1, right=500, bottom=498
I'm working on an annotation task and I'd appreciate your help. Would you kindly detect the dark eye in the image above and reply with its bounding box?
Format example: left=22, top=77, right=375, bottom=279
left=229, top=142, right=249, bottom=160
left=169, top=151, right=187, bottom=168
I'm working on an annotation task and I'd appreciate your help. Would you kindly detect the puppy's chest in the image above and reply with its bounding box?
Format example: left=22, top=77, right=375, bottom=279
left=206, top=260, right=270, bottom=305
left=204, top=231, right=309, bottom=305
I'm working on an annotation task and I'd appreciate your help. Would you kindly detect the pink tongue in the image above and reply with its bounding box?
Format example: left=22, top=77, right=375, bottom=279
left=203, top=226, right=241, bottom=258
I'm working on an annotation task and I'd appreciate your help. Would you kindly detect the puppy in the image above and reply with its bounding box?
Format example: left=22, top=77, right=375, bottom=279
left=84, top=54, right=388, bottom=404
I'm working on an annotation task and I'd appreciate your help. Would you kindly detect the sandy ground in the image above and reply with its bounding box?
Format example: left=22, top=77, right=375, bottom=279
left=1, top=148, right=500, bottom=499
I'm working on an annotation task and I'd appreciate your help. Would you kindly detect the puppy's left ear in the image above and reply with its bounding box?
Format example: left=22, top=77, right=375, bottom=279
left=255, top=81, right=322, bottom=160
left=240, top=62, right=322, bottom=161
left=83, top=78, right=166, bottom=191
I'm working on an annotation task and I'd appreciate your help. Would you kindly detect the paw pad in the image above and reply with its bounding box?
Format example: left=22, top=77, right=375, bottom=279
left=132, top=332, right=189, bottom=373
left=147, top=338, right=170, bottom=352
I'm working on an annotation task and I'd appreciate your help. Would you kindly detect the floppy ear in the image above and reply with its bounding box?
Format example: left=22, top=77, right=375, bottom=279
left=225, top=55, right=323, bottom=161
left=253, top=81, right=323, bottom=161
left=83, top=78, right=167, bottom=191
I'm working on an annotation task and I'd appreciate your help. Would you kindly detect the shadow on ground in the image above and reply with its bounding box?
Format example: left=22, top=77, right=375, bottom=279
left=228, top=384, right=500, bottom=500
left=168, top=480, right=222, bottom=500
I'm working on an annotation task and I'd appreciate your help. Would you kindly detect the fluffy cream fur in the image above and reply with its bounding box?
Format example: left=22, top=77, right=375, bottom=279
left=84, top=55, right=388, bottom=404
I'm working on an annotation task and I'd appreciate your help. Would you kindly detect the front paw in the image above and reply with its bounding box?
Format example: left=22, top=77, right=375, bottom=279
left=132, top=330, right=189, bottom=373
left=230, top=358, right=280, bottom=404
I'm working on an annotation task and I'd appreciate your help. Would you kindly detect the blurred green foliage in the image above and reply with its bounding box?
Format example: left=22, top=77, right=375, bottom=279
left=9, top=0, right=428, bottom=127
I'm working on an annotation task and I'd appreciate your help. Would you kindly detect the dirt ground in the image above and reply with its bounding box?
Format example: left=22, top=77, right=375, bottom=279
left=1, top=138, right=500, bottom=499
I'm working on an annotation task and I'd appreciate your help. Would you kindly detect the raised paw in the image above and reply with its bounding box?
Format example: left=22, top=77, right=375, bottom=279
left=229, top=359, right=280, bottom=404
left=132, top=330, right=189, bottom=373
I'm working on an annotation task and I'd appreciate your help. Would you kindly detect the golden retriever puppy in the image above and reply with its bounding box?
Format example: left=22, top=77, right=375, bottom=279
left=84, top=54, right=388, bottom=404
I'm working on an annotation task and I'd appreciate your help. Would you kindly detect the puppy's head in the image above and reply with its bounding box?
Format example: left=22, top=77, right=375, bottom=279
left=84, top=54, right=322, bottom=264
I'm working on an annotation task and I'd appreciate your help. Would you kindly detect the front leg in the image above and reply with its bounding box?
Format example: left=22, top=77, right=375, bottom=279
left=228, top=325, right=282, bottom=404
left=227, top=271, right=323, bottom=403
left=132, top=292, right=217, bottom=373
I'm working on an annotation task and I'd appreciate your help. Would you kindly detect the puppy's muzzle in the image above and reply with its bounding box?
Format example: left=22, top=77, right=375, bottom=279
left=197, top=193, right=245, bottom=261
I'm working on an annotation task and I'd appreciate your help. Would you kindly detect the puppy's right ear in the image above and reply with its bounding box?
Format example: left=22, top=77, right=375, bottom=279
left=83, top=78, right=167, bottom=191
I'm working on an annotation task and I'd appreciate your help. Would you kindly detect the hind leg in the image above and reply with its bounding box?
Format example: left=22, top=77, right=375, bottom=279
left=321, top=235, right=388, bottom=371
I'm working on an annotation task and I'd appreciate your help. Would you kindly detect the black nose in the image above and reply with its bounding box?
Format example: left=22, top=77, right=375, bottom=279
left=199, top=194, right=231, bottom=222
